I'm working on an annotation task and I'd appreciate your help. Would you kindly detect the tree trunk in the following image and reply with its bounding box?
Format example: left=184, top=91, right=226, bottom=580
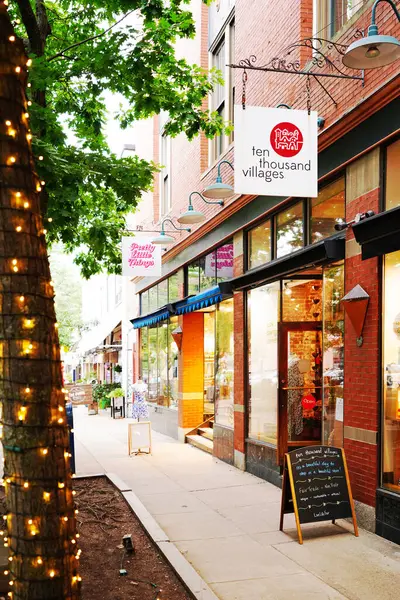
left=0, top=5, right=81, bottom=600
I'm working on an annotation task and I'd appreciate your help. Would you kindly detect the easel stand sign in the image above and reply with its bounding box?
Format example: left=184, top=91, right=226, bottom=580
left=280, top=445, right=358, bottom=544
left=128, top=421, right=152, bottom=456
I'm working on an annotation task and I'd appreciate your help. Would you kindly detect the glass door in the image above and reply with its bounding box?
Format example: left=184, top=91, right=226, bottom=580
left=278, top=322, right=323, bottom=462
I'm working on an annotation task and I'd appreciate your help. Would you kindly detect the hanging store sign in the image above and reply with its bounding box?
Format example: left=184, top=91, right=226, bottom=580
left=234, top=106, right=318, bottom=198
left=122, top=237, right=162, bottom=277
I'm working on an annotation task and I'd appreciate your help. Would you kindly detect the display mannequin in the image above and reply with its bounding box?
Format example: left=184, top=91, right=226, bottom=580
left=131, top=379, right=150, bottom=421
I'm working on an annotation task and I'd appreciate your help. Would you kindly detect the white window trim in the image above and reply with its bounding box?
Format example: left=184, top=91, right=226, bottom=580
left=208, top=13, right=235, bottom=166
left=159, top=129, right=171, bottom=218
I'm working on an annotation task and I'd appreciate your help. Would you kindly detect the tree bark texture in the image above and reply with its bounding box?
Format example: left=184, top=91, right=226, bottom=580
left=0, top=4, right=81, bottom=599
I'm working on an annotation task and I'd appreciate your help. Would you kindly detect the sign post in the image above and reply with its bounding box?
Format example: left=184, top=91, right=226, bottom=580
left=280, top=445, right=358, bottom=544
left=234, top=106, right=318, bottom=198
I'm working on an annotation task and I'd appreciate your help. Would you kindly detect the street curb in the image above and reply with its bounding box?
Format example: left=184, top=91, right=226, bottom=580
left=106, top=472, right=220, bottom=600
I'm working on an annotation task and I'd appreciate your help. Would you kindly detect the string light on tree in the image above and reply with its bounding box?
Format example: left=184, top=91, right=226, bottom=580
left=0, top=6, right=81, bottom=597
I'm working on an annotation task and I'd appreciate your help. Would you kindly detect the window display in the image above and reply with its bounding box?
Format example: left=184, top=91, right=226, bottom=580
left=139, top=320, right=179, bottom=410
left=322, top=263, right=344, bottom=447
left=248, top=282, right=279, bottom=443
left=215, top=299, right=234, bottom=427
left=383, top=250, right=400, bottom=492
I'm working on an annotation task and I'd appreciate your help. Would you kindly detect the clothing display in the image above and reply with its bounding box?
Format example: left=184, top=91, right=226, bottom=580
left=131, top=381, right=150, bottom=421
left=287, top=357, right=304, bottom=438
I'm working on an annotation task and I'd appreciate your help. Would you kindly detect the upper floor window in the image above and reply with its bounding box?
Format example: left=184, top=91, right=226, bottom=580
left=140, top=270, right=184, bottom=315
left=187, top=241, right=234, bottom=295
left=315, top=0, right=367, bottom=38
left=160, top=131, right=171, bottom=216
left=386, top=138, right=400, bottom=211
left=210, top=17, right=235, bottom=162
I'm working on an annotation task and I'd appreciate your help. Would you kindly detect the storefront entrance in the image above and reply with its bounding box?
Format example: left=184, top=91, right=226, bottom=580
left=278, top=322, right=322, bottom=462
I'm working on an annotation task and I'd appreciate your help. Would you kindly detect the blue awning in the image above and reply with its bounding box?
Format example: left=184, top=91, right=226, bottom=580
left=173, top=286, right=226, bottom=315
left=131, top=306, right=171, bottom=329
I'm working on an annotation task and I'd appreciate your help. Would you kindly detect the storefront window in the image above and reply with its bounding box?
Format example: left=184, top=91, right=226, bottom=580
left=386, top=139, right=400, bottom=210
left=248, top=282, right=279, bottom=443
left=311, top=178, right=345, bottom=243
left=158, top=323, right=169, bottom=407
left=148, top=326, right=158, bottom=403
left=139, top=320, right=180, bottom=409
left=276, top=202, right=304, bottom=258
left=322, top=263, right=344, bottom=447
left=140, top=328, right=149, bottom=382
left=282, top=278, right=322, bottom=322
left=215, top=299, right=234, bottom=427
left=248, top=220, right=271, bottom=269
left=383, top=250, right=400, bottom=492
left=204, top=311, right=216, bottom=415
left=168, top=317, right=179, bottom=409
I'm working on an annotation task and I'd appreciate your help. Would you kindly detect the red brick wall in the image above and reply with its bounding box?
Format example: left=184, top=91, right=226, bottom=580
left=137, top=0, right=399, bottom=257
left=344, top=187, right=380, bottom=506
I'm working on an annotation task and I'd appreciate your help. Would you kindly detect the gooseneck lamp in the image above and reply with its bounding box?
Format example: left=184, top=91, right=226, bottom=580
left=150, top=218, right=191, bottom=245
left=177, top=191, right=224, bottom=225
left=203, top=159, right=234, bottom=199
left=342, top=0, right=400, bottom=69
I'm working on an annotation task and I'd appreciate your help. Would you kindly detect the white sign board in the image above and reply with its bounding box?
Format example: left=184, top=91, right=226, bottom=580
left=122, top=237, right=161, bottom=277
left=335, top=397, right=344, bottom=422
left=234, top=106, right=318, bottom=198
left=128, top=421, right=152, bottom=455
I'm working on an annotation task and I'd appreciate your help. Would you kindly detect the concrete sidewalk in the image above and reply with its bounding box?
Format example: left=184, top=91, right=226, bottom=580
left=74, top=407, right=400, bottom=600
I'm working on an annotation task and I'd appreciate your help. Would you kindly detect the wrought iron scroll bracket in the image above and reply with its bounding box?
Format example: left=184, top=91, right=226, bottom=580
left=229, top=33, right=365, bottom=109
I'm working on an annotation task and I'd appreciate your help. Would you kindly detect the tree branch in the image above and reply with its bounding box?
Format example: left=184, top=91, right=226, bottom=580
left=48, top=9, right=137, bottom=62
left=36, top=0, right=51, bottom=42
left=15, top=0, right=43, bottom=55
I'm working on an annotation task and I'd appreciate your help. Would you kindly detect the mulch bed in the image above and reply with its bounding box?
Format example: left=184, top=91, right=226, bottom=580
left=0, top=477, right=194, bottom=600
left=76, top=476, right=193, bottom=600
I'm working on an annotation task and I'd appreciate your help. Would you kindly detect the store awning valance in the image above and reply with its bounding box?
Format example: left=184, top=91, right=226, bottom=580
left=173, top=285, right=228, bottom=315
left=219, top=236, right=345, bottom=293
left=131, top=306, right=172, bottom=329
left=352, top=206, right=400, bottom=260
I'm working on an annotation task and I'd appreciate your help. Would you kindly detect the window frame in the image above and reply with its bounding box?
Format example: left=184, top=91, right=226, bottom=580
left=245, top=176, right=345, bottom=271
left=159, top=116, right=171, bottom=218
left=208, top=14, right=235, bottom=163
left=313, top=0, right=370, bottom=40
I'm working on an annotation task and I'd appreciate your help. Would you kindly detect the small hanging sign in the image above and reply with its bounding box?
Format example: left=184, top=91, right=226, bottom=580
left=122, top=237, right=162, bottom=277
left=234, top=106, right=318, bottom=198
left=279, top=445, right=358, bottom=544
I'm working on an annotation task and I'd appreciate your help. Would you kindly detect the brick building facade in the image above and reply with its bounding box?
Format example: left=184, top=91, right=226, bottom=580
left=131, top=0, right=400, bottom=543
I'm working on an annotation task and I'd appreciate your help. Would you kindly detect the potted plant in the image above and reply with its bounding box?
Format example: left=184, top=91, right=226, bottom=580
left=114, top=364, right=122, bottom=373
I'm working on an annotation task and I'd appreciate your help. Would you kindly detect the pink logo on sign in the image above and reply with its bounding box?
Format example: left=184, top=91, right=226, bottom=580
left=127, top=242, right=156, bottom=270
left=270, top=122, right=304, bottom=158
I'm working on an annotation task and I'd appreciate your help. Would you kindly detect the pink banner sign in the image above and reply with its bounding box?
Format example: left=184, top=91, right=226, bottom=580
left=122, top=237, right=162, bottom=277
left=205, top=243, right=234, bottom=278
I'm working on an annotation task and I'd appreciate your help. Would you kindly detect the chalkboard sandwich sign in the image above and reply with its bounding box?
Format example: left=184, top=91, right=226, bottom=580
left=279, top=445, right=358, bottom=544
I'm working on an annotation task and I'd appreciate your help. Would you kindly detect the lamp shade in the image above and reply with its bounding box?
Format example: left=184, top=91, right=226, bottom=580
left=150, top=232, right=175, bottom=245
left=203, top=181, right=234, bottom=199
left=342, top=34, right=400, bottom=69
left=177, top=207, right=206, bottom=225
